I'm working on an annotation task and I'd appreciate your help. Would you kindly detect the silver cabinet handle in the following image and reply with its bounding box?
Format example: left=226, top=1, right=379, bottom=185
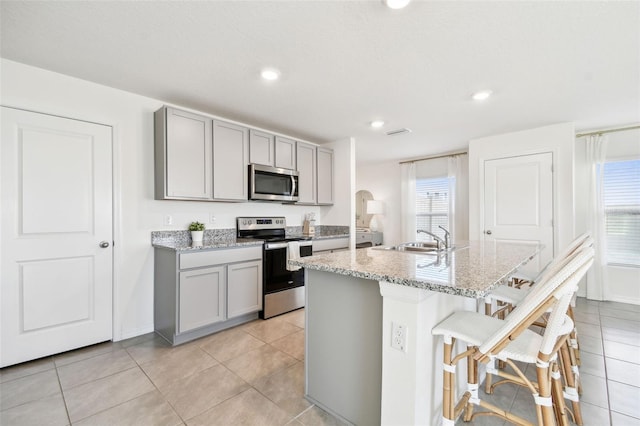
left=485, top=230, right=492, bottom=235
left=99, top=241, right=110, bottom=248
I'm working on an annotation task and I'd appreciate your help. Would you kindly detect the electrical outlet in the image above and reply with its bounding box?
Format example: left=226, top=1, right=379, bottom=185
left=164, top=214, right=173, bottom=226
left=391, top=322, right=407, bottom=352
left=209, top=213, right=216, bottom=223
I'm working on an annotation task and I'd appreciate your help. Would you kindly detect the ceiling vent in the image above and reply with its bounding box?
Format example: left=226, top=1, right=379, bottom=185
left=386, top=128, right=412, bottom=136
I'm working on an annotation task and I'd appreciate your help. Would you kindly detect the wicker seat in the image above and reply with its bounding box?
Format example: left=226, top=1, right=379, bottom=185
left=431, top=245, right=594, bottom=426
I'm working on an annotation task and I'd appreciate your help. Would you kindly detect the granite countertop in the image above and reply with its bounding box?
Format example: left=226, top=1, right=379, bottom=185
left=153, top=238, right=264, bottom=252
left=308, top=232, right=350, bottom=240
left=288, top=241, right=542, bottom=298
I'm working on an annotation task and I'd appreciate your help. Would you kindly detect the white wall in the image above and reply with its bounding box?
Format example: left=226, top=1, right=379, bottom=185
left=356, top=161, right=402, bottom=245
left=575, top=128, right=640, bottom=303
left=468, top=123, right=576, bottom=264
left=0, top=59, right=348, bottom=340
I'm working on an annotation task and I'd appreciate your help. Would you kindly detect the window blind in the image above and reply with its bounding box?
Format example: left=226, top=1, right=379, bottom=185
left=415, top=177, right=450, bottom=242
left=603, top=159, right=640, bottom=267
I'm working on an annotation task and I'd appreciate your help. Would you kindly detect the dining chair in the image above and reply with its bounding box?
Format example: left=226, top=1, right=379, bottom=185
left=431, top=245, right=594, bottom=426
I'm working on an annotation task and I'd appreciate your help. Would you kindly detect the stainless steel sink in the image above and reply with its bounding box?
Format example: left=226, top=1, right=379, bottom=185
left=372, top=242, right=467, bottom=254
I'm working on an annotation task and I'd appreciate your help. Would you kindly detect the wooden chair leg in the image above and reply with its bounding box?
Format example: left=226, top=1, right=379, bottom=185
left=559, top=342, right=583, bottom=425
left=443, top=336, right=456, bottom=425
left=551, top=362, right=570, bottom=426
left=536, top=358, right=557, bottom=426
left=464, top=346, right=478, bottom=422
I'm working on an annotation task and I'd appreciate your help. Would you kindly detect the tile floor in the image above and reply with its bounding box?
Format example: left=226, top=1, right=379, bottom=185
left=1, top=298, right=639, bottom=426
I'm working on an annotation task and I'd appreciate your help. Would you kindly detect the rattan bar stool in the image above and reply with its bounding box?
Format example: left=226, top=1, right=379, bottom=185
left=431, top=246, right=594, bottom=426
left=484, top=234, right=592, bottom=424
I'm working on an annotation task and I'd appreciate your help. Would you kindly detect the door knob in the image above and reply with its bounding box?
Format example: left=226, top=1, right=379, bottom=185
left=99, top=241, right=110, bottom=248
left=485, top=230, right=492, bottom=235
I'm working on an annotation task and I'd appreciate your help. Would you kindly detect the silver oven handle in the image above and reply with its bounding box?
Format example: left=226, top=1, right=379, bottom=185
left=265, top=241, right=312, bottom=250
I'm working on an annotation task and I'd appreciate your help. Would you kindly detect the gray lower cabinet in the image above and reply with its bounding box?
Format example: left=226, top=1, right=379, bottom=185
left=312, top=237, right=349, bottom=254
left=155, top=245, right=262, bottom=345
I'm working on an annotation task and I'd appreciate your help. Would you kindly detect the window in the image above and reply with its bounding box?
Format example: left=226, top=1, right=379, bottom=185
left=602, top=159, right=640, bottom=267
left=415, top=177, right=451, bottom=242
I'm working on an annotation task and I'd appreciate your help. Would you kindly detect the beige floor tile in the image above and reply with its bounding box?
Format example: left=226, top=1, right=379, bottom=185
left=601, top=301, right=640, bottom=314
left=602, top=316, right=640, bottom=333
left=120, top=332, right=158, bottom=348
left=0, top=356, right=55, bottom=384
left=198, top=327, right=265, bottom=362
left=139, top=345, right=217, bottom=390
left=574, top=311, right=601, bottom=326
left=0, top=393, right=69, bottom=426
left=611, top=411, right=640, bottom=426
left=576, top=321, right=604, bottom=339
left=63, top=367, right=155, bottom=422
left=296, top=405, right=350, bottom=426
left=579, top=335, right=604, bottom=356
left=57, top=348, right=136, bottom=389
left=580, top=351, right=606, bottom=378
left=599, top=307, right=640, bottom=323
left=125, top=335, right=175, bottom=365
left=253, top=361, right=311, bottom=417
left=73, top=390, right=182, bottom=426
left=279, top=309, right=306, bottom=329
left=579, top=373, right=609, bottom=409
left=606, top=357, right=640, bottom=387
left=603, top=327, right=640, bottom=347
left=270, top=330, right=305, bottom=361
left=162, top=364, right=249, bottom=420
left=54, top=340, right=121, bottom=367
left=609, top=380, right=640, bottom=419
left=187, top=388, right=291, bottom=426
left=0, top=368, right=60, bottom=411
left=245, top=318, right=303, bottom=343
left=579, top=402, right=612, bottom=426
left=604, top=340, right=640, bottom=364
left=224, top=344, right=298, bottom=384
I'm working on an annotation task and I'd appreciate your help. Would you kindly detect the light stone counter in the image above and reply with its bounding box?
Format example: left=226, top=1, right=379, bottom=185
left=289, top=240, right=542, bottom=298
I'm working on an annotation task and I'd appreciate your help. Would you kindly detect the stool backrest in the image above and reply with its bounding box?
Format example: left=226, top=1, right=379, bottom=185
left=533, top=232, right=592, bottom=283
left=476, top=245, right=595, bottom=361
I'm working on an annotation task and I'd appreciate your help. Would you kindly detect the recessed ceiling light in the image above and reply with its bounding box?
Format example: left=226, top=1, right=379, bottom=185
left=370, top=120, right=385, bottom=128
left=472, top=90, right=493, bottom=101
left=384, top=0, right=411, bottom=9
left=261, top=68, right=280, bottom=81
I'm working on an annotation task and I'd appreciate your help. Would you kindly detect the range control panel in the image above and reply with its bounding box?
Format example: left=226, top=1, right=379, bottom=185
left=237, top=216, right=286, bottom=231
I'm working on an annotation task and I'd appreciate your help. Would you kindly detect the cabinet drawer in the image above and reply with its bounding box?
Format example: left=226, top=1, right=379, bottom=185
left=180, top=246, right=262, bottom=270
left=312, top=237, right=349, bottom=253
left=356, top=233, right=373, bottom=243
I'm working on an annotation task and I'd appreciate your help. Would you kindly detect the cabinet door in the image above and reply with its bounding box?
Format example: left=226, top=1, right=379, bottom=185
left=296, top=142, right=317, bottom=205
left=275, top=136, right=296, bottom=169
left=213, top=120, right=249, bottom=201
left=249, top=129, right=274, bottom=167
left=160, top=108, right=213, bottom=199
left=179, top=266, right=226, bottom=333
left=317, top=147, right=334, bottom=205
left=227, top=260, right=263, bottom=318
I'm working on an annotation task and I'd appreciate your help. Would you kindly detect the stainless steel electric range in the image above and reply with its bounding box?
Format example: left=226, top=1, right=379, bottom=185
left=236, top=217, right=312, bottom=319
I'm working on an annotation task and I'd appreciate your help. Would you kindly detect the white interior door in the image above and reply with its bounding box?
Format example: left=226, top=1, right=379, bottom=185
left=484, top=153, right=554, bottom=275
left=1, top=107, right=113, bottom=367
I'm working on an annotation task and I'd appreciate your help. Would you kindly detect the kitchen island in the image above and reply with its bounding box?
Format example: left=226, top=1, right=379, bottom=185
left=289, top=241, right=542, bottom=426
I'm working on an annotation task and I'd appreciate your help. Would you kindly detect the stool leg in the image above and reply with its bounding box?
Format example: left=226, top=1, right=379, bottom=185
left=464, top=346, right=478, bottom=422
left=443, top=336, right=456, bottom=425
left=536, top=356, right=557, bottom=426
left=559, top=341, right=583, bottom=425
left=551, top=361, right=570, bottom=426
left=484, top=299, right=495, bottom=394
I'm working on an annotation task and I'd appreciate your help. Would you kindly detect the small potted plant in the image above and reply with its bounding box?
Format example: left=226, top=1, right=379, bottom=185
left=188, top=221, right=205, bottom=243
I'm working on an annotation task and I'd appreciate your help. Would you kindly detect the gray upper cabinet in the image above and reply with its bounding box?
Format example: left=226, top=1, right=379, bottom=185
left=296, top=141, right=317, bottom=205
left=275, top=136, right=296, bottom=170
left=249, top=129, right=275, bottom=167
left=213, top=120, right=249, bottom=201
left=155, top=107, right=213, bottom=200
left=317, top=147, right=334, bottom=205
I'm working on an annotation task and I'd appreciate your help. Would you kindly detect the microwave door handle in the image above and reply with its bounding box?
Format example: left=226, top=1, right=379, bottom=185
left=291, top=175, right=296, bottom=198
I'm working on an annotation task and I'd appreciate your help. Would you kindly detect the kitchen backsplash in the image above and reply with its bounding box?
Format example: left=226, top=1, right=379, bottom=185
left=151, top=225, right=350, bottom=245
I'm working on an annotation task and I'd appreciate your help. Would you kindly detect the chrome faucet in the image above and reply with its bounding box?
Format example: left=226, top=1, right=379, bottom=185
left=438, top=225, right=451, bottom=249
left=417, top=229, right=446, bottom=250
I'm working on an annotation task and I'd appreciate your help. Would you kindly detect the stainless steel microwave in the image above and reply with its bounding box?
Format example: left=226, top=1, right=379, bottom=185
left=249, top=164, right=299, bottom=202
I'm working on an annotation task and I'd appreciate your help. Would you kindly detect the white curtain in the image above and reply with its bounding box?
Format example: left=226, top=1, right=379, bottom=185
left=448, top=154, right=469, bottom=244
left=400, top=162, right=416, bottom=241
left=585, top=134, right=608, bottom=300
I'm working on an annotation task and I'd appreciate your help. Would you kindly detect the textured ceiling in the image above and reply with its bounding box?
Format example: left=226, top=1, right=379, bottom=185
left=1, top=1, right=639, bottom=164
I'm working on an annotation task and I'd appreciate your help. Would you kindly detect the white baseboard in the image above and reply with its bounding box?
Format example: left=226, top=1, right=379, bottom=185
left=117, top=324, right=155, bottom=342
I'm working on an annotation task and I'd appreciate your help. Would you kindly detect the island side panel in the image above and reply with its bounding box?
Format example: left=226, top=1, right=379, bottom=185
left=305, top=269, right=383, bottom=426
